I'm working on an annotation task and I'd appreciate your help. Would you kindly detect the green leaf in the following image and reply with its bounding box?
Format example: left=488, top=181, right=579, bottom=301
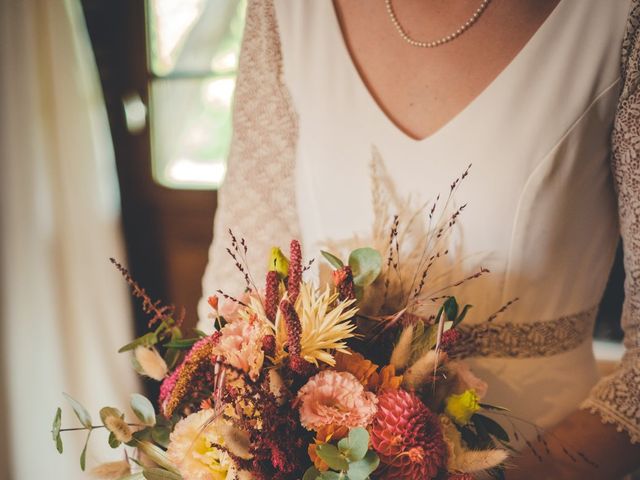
left=348, top=248, right=382, bottom=287
left=319, top=472, right=342, bottom=480
left=100, top=406, right=123, bottom=425
left=303, top=467, right=322, bottom=480
left=473, top=414, right=510, bottom=442
left=131, top=393, right=156, bottom=426
left=119, top=332, right=157, bottom=353
left=80, top=430, right=91, bottom=471
left=443, top=297, right=458, bottom=321
left=136, top=441, right=181, bottom=474
left=321, top=250, right=344, bottom=269
left=164, top=348, right=182, bottom=371
left=143, top=468, right=182, bottom=480
left=347, top=450, right=380, bottom=480
left=151, top=426, right=171, bottom=448
left=108, top=431, right=121, bottom=449
left=316, top=443, right=349, bottom=472
left=453, top=304, right=473, bottom=327
left=52, top=407, right=62, bottom=440
left=52, top=407, right=63, bottom=453
left=63, top=393, right=93, bottom=429
left=163, top=338, right=199, bottom=349
left=337, top=427, right=369, bottom=461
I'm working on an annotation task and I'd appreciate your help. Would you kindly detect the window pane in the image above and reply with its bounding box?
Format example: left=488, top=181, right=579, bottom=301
left=147, top=0, right=245, bottom=76
left=146, top=0, right=246, bottom=190
left=150, top=77, right=235, bottom=189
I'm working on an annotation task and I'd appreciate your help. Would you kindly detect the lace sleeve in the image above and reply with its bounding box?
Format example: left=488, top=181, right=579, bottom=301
left=197, top=0, right=300, bottom=329
left=580, top=1, right=640, bottom=445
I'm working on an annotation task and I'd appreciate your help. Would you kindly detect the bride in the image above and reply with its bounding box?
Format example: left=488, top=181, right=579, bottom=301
left=199, top=1, right=640, bottom=478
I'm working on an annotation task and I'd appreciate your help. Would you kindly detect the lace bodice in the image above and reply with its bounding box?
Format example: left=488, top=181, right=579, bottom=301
left=199, top=0, right=640, bottom=445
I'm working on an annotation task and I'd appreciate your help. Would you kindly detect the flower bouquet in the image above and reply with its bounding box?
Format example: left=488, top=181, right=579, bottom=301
left=53, top=172, right=514, bottom=480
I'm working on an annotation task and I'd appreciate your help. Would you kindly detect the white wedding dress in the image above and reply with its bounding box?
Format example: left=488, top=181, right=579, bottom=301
left=200, top=0, right=640, bottom=450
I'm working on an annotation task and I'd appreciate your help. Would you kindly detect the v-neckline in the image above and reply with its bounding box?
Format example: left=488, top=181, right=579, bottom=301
left=329, top=0, right=566, bottom=144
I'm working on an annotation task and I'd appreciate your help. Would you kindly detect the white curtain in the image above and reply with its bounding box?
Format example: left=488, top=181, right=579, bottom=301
left=0, top=1, right=140, bottom=479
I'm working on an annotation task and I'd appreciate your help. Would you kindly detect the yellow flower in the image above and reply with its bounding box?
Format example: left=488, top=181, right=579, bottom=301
left=167, top=410, right=238, bottom=480
left=445, top=389, right=480, bottom=425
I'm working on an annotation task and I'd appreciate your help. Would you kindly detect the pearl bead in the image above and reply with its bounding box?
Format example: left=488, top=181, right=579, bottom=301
left=385, top=0, right=491, bottom=48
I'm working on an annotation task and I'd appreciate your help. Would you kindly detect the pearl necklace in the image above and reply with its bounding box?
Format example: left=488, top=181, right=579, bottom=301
left=385, top=0, right=492, bottom=48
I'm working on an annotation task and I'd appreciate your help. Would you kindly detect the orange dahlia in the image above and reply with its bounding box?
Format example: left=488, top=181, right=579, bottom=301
left=371, top=389, right=447, bottom=480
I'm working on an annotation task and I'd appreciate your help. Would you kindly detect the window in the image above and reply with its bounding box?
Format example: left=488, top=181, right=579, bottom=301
left=146, top=0, right=246, bottom=189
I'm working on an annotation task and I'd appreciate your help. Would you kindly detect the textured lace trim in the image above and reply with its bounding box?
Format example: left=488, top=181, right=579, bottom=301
left=449, top=307, right=598, bottom=359
left=581, top=398, right=640, bottom=445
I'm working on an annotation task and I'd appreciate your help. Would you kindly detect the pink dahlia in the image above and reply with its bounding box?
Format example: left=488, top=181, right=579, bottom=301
left=297, top=370, right=378, bottom=431
left=213, top=317, right=268, bottom=381
left=371, top=389, right=447, bottom=480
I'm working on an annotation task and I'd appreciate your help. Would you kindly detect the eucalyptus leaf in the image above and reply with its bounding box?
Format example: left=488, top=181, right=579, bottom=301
left=80, top=430, right=91, bottom=471
left=319, top=472, right=342, bottom=480
left=316, top=443, right=349, bottom=472
left=52, top=407, right=62, bottom=441
left=108, top=431, right=121, bottom=449
left=321, top=250, right=344, bottom=269
left=100, top=406, right=123, bottom=425
left=63, top=393, right=93, bottom=429
left=303, top=467, right=322, bottom=480
left=347, top=451, right=380, bottom=480
left=131, top=393, right=156, bottom=426
left=52, top=407, right=63, bottom=453
left=337, top=427, right=369, bottom=461
left=348, top=248, right=382, bottom=287
left=143, top=468, right=182, bottom=480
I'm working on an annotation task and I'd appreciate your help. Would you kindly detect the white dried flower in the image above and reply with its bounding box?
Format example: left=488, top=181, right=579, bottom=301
left=134, top=346, right=168, bottom=381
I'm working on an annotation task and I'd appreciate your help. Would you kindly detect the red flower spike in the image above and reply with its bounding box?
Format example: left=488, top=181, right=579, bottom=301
left=287, top=240, right=302, bottom=304
left=279, top=298, right=309, bottom=375
left=333, top=266, right=356, bottom=301
left=265, top=270, right=280, bottom=323
left=440, top=328, right=460, bottom=353
left=262, top=335, right=276, bottom=357
left=371, top=389, right=447, bottom=480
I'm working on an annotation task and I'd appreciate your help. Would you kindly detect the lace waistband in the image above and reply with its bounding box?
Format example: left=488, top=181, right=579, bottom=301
left=449, top=306, right=598, bottom=359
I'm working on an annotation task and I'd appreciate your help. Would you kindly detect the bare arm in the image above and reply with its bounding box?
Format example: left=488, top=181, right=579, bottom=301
left=508, top=409, right=640, bottom=479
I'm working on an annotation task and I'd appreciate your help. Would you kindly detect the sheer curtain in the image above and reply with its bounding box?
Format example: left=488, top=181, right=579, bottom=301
left=0, top=0, right=139, bottom=478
